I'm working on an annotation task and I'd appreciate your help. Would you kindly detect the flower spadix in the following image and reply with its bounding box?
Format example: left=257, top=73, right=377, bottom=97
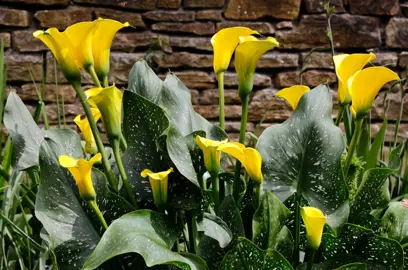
left=87, top=85, right=123, bottom=141
left=74, top=108, right=101, bottom=155
left=59, top=153, right=102, bottom=201
left=301, top=206, right=327, bottom=250
left=348, top=66, right=399, bottom=119
left=276, top=85, right=310, bottom=110
left=141, top=168, right=173, bottom=209
left=235, top=35, right=279, bottom=98
left=218, top=142, right=263, bottom=184
left=211, top=27, right=259, bottom=74
left=333, top=53, right=376, bottom=105
left=195, top=136, right=228, bottom=175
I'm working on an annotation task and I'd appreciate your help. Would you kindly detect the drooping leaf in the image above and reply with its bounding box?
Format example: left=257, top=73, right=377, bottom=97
left=197, top=213, right=232, bottom=248
left=82, top=210, right=208, bottom=270
left=388, top=140, right=406, bottom=171
left=3, top=92, right=44, bottom=170
left=257, top=84, right=349, bottom=230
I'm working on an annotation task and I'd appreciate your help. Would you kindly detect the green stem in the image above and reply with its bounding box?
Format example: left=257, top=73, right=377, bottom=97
left=211, top=173, right=220, bottom=211
left=120, top=134, right=128, bottom=151
left=393, top=90, right=405, bottom=148
left=217, top=72, right=225, bottom=129
left=186, top=211, right=197, bottom=254
left=54, top=59, right=61, bottom=129
left=334, top=105, right=344, bottom=126
left=112, top=139, right=138, bottom=209
left=72, top=82, right=117, bottom=190
left=219, top=176, right=225, bottom=204
left=344, top=118, right=363, bottom=176
left=343, top=105, right=352, bottom=144
left=253, top=183, right=261, bottom=210
left=88, top=66, right=102, bottom=88
left=41, top=103, right=49, bottom=130
left=293, top=198, right=301, bottom=267
left=103, top=76, right=109, bottom=88
left=0, top=165, right=9, bottom=181
left=233, top=95, right=249, bottom=201
left=88, top=200, right=108, bottom=230
left=306, top=249, right=316, bottom=270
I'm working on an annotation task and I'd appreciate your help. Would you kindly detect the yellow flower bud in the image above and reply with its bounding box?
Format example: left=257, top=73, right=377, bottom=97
left=59, top=153, right=102, bottom=201
left=301, top=206, right=327, bottom=250
left=141, top=168, right=174, bottom=209
left=276, top=85, right=310, bottom=110
left=74, top=108, right=101, bottom=155
left=195, top=136, right=228, bottom=175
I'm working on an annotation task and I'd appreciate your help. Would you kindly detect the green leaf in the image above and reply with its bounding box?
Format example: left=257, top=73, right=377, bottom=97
left=365, top=117, right=387, bottom=170
left=219, top=238, right=293, bottom=270
left=257, top=85, right=349, bottom=230
left=3, top=92, right=44, bottom=170
left=389, top=140, right=406, bottom=171
left=334, top=263, right=367, bottom=270
left=356, top=118, right=370, bottom=161
left=380, top=200, right=408, bottom=244
left=197, top=213, right=232, bottom=248
left=349, top=168, right=393, bottom=221
left=82, top=210, right=208, bottom=270
left=252, top=192, right=291, bottom=251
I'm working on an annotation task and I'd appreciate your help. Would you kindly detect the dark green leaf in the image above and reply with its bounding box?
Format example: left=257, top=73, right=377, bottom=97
left=82, top=210, right=208, bottom=270
left=365, top=117, right=387, bottom=170
left=257, top=85, right=349, bottom=230
left=356, top=118, right=370, bottom=161
left=334, top=263, right=367, bottom=270
left=380, top=200, right=408, bottom=244
left=389, top=141, right=406, bottom=171
left=197, top=213, right=232, bottom=248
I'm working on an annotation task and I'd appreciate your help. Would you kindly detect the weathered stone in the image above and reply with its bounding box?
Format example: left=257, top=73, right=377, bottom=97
left=224, top=73, right=272, bottom=87
left=19, top=84, right=77, bottom=103
left=191, top=89, right=199, bottom=105
left=200, top=89, right=241, bottom=105
left=73, top=0, right=155, bottom=10
left=151, top=52, right=212, bottom=68
left=225, top=0, right=301, bottom=20
left=401, top=3, right=408, bottom=17
left=152, top=22, right=215, bottom=35
left=372, top=90, right=408, bottom=122
left=194, top=105, right=241, bottom=119
left=5, top=52, right=43, bottom=82
left=45, top=103, right=83, bottom=123
left=275, top=70, right=336, bottom=88
left=0, top=8, right=29, bottom=27
left=158, top=0, right=181, bottom=8
left=276, top=21, right=293, bottom=29
left=372, top=52, right=398, bottom=68
left=231, top=53, right=299, bottom=69
left=184, top=0, right=224, bottom=8
left=109, top=52, right=145, bottom=84
left=276, top=14, right=381, bottom=49
left=0, top=33, right=11, bottom=48
left=304, top=0, right=345, bottom=13
left=216, top=22, right=274, bottom=35
left=170, top=36, right=212, bottom=51
left=248, top=88, right=292, bottom=121
left=12, top=30, right=47, bottom=52
left=94, top=8, right=146, bottom=28
left=371, top=123, right=408, bottom=143
left=46, top=52, right=93, bottom=84
left=223, top=122, right=255, bottom=133
left=349, top=0, right=399, bottom=16
left=112, top=32, right=172, bottom=53
left=398, top=52, right=408, bottom=68
left=165, top=71, right=215, bottom=89
left=196, top=10, right=223, bottom=21
left=302, top=52, right=334, bottom=69
left=35, top=7, right=92, bottom=30
left=386, top=18, right=408, bottom=49
left=143, top=11, right=195, bottom=22
left=0, top=0, right=69, bottom=5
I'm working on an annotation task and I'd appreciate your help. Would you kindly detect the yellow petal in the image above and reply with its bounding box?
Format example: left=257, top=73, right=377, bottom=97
left=211, top=27, right=259, bottom=74
left=85, top=87, right=103, bottom=108
left=89, top=153, right=102, bottom=164
left=218, top=142, right=246, bottom=165
left=235, top=36, right=279, bottom=97
left=92, top=18, right=129, bottom=80
left=59, top=155, right=78, bottom=168
left=141, top=167, right=173, bottom=209
left=195, top=136, right=228, bottom=175
left=141, top=168, right=174, bottom=181
left=242, top=148, right=263, bottom=183
left=333, top=53, right=376, bottom=104
left=74, top=109, right=101, bottom=154
left=348, top=66, right=400, bottom=118
left=276, top=85, right=310, bottom=110
left=301, top=206, right=327, bottom=250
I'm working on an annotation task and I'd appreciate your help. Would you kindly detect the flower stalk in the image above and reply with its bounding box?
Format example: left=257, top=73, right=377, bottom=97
left=343, top=117, right=363, bottom=176
left=334, top=105, right=344, bottom=126
left=217, top=72, right=225, bottom=129
left=88, top=199, right=108, bottom=230
left=306, top=250, right=316, bottom=270
left=88, top=65, right=102, bottom=88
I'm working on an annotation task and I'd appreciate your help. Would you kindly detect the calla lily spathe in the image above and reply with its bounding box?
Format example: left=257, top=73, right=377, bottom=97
left=87, top=85, right=123, bottom=140
left=235, top=36, right=279, bottom=98
left=348, top=66, right=400, bottom=118
left=211, top=27, right=259, bottom=74
left=301, top=206, right=327, bottom=250
left=276, top=85, right=310, bottom=110
left=195, top=136, right=228, bottom=175
left=218, top=142, right=263, bottom=184
left=59, top=153, right=102, bottom=201
left=141, top=168, right=174, bottom=209
left=333, top=53, right=376, bottom=105
left=74, top=108, right=101, bottom=155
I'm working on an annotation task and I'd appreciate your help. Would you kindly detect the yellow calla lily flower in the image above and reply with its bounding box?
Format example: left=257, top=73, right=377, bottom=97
left=276, top=85, right=310, bottom=110
left=195, top=136, right=228, bottom=175
left=92, top=18, right=129, bottom=81
left=301, top=206, right=327, bottom=250
left=88, top=85, right=123, bottom=140
left=333, top=53, right=376, bottom=105
left=235, top=36, right=279, bottom=98
left=141, top=168, right=174, bottom=209
left=217, top=142, right=263, bottom=184
left=348, top=66, right=400, bottom=118
left=85, top=87, right=103, bottom=108
left=59, top=153, right=102, bottom=201
left=33, top=28, right=81, bottom=84
left=211, top=27, right=259, bottom=74
left=74, top=108, right=101, bottom=155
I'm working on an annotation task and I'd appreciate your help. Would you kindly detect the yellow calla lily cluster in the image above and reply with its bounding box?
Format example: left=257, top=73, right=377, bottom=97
left=276, top=85, right=310, bottom=110
left=195, top=136, right=263, bottom=184
left=301, top=206, right=327, bottom=251
left=74, top=108, right=101, bottom=155
left=141, top=168, right=173, bottom=209
left=59, top=153, right=102, bottom=201
left=33, top=18, right=129, bottom=85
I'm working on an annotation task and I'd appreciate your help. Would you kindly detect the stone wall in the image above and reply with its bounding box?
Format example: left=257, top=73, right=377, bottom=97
left=1, top=0, right=408, bottom=142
